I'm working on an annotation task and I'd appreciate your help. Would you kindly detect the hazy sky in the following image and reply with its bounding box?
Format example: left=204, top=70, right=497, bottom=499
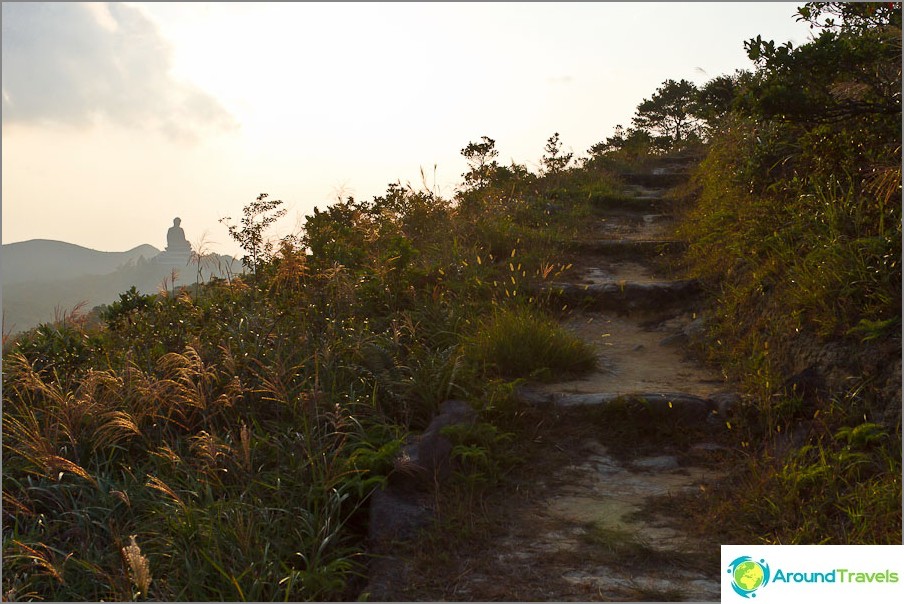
left=2, top=2, right=815, bottom=258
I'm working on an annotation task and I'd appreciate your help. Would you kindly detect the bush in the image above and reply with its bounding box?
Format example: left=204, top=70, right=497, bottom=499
left=466, top=304, right=596, bottom=379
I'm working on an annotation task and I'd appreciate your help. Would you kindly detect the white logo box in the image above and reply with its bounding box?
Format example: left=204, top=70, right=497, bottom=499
left=721, top=545, right=904, bottom=603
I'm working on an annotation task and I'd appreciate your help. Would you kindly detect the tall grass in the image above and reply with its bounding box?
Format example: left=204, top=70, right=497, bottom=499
left=2, top=343, right=388, bottom=600
left=466, top=304, right=596, bottom=379
left=701, top=415, right=901, bottom=545
left=3, top=141, right=622, bottom=600
left=674, top=109, right=901, bottom=544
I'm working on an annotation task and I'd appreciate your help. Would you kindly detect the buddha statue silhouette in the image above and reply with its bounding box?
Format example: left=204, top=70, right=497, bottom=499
left=166, top=217, right=192, bottom=253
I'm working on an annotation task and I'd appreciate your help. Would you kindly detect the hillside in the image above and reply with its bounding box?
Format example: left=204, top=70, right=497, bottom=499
left=2, top=240, right=240, bottom=334
left=1, top=239, right=160, bottom=285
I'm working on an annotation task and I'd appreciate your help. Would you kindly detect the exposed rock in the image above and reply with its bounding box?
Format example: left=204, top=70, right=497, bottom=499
left=659, top=314, right=709, bottom=348
left=394, top=399, right=477, bottom=490
left=683, top=315, right=708, bottom=339
left=369, top=400, right=477, bottom=545
left=367, top=158, right=730, bottom=601
left=516, top=387, right=714, bottom=422
left=367, top=489, right=432, bottom=544
left=544, top=278, right=702, bottom=313
left=783, top=366, right=828, bottom=405
left=620, top=172, right=689, bottom=187
left=642, top=213, right=670, bottom=224
left=785, top=332, right=901, bottom=428
left=708, top=392, right=741, bottom=418
left=659, top=332, right=689, bottom=348
left=571, top=239, right=687, bottom=259
left=363, top=554, right=412, bottom=602
left=690, top=442, right=728, bottom=453
left=632, top=455, right=680, bottom=471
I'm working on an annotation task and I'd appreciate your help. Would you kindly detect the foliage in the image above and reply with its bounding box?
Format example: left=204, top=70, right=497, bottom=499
left=2, top=133, right=614, bottom=600
left=703, top=417, right=901, bottom=544
left=219, top=193, right=287, bottom=273
left=797, top=1, right=902, bottom=31
left=99, top=286, right=156, bottom=330
left=540, top=132, right=573, bottom=176
left=443, top=421, right=517, bottom=489
left=671, top=1, right=902, bottom=546
left=741, top=4, right=901, bottom=125
left=5, top=6, right=901, bottom=590
left=465, top=304, right=596, bottom=379
left=679, top=0, right=901, bottom=358
left=460, top=136, right=500, bottom=191
left=631, top=78, right=704, bottom=151
left=692, top=71, right=753, bottom=136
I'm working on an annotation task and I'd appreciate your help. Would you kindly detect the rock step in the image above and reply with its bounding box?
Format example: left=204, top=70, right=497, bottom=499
left=570, top=239, right=687, bottom=258
left=542, top=279, right=701, bottom=313
left=591, top=195, right=670, bottom=213
left=620, top=172, right=690, bottom=187
left=515, top=387, right=716, bottom=422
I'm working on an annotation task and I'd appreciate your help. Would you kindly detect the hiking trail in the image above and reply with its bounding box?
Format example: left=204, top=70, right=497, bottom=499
left=368, top=160, right=737, bottom=602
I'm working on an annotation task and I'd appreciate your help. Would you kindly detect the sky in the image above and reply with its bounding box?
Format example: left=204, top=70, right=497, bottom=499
left=2, top=2, right=817, bottom=258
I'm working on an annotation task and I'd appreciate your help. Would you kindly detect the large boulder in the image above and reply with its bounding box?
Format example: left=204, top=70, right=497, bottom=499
left=368, top=400, right=477, bottom=546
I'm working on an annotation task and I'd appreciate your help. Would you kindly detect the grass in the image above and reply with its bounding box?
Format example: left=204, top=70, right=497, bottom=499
left=2, top=142, right=623, bottom=600
left=2, top=345, right=383, bottom=601
left=672, top=110, right=901, bottom=545
left=465, top=304, right=597, bottom=380
left=692, top=416, right=902, bottom=545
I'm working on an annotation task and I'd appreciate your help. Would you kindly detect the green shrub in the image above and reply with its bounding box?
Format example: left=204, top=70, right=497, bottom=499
left=466, top=304, right=596, bottom=379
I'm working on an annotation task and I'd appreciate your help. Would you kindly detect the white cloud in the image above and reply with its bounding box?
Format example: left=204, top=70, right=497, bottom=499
left=1, top=2, right=235, bottom=141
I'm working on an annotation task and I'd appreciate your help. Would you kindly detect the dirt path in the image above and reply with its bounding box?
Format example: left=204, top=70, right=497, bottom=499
left=368, top=176, right=736, bottom=601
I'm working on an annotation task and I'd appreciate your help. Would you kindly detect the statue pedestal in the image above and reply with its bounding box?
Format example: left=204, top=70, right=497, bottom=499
left=155, top=249, right=192, bottom=267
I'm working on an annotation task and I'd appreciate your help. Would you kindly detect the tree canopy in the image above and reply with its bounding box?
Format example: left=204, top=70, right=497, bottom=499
left=631, top=78, right=702, bottom=150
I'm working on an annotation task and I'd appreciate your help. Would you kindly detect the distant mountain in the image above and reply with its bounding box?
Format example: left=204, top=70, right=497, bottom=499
left=2, top=239, right=240, bottom=335
left=2, top=239, right=161, bottom=285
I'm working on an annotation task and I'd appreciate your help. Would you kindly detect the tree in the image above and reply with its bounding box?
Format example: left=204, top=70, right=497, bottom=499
left=587, top=124, right=654, bottom=157
left=460, top=136, right=499, bottom=190
left=796, top=1, right=901, bottom=32
left=540, top=132, right=573, bottom=176
left=631, top=79, right=702, bottom=150
left=741, top=2, right=901, bottom=124
left=220, top=193, right=287, bottom=273
left=302, top=197, right=368, bottom=268
left=694, top=73, right=744, bottom=123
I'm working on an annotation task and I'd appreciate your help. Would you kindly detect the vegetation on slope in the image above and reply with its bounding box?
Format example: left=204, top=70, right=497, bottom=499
left=2, top=135, right=602, bottom=601
left=671, top=2, right=902, bottom=544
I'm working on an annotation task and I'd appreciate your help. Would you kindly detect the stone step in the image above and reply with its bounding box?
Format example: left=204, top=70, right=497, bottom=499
left=542, top=279, right=702, bottom=313
left=570, top=239, right=687, bottom=258
left=591, top=195, right=671, bottom=214
left=515, top=387, right=716, bottom=422
left=620, top=172, right=691, bottom=188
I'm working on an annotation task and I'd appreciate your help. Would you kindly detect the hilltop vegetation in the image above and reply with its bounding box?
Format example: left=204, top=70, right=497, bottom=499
left=2, top=2, right=900, bottom=600
left=674, top=1, right=901, bottom=544
left=2, top=132, right=605, bottom=600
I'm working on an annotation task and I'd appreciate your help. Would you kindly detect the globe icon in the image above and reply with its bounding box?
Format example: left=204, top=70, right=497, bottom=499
left=733, top=560, right=765, bottom=592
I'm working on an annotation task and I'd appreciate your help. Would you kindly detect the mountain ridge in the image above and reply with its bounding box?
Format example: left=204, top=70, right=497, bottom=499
left=2, top=238, right=162, bottom=286
left=2, top=238, right=238, bottom=334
